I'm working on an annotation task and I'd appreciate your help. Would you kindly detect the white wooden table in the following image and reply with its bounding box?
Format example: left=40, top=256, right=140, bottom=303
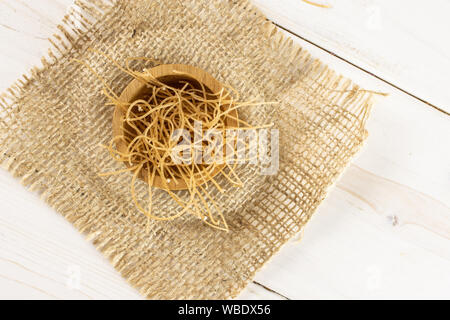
left=0, top=0, right=449, bottom=300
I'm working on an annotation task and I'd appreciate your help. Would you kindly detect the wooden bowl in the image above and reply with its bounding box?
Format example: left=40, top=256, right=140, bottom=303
left=112, top=64, right=238, bottom=190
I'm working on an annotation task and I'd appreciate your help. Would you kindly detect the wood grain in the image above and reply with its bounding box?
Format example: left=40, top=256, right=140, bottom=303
left=249, top=27, right=450, bottom=299
left=0, top=0, right=448, bottom=299
left=253, top=0, right=450, bottom=114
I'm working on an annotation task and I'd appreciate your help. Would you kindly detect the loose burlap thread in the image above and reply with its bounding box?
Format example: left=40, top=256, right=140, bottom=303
left=0, top=0, right=375, bottom=299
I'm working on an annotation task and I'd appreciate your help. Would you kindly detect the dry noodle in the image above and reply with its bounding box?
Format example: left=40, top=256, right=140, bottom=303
left=75, top=50, right=274, bottom=231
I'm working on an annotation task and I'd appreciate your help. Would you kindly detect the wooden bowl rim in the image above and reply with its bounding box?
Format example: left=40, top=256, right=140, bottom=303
left=112, top=64, right=238, bottom=191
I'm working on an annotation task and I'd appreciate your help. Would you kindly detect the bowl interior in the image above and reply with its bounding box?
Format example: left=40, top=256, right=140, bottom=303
left=112, top=64, right=238, bottom=191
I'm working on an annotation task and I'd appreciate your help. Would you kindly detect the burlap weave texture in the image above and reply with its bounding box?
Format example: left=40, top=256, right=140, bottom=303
left=0, top=0, right=374, bottom=299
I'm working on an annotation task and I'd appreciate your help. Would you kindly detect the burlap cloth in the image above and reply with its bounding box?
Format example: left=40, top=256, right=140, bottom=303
left=0, top=0, right=375, bottom=299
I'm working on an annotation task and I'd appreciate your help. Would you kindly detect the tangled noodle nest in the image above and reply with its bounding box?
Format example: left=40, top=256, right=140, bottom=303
left=75, top=50, right=273, bottom=231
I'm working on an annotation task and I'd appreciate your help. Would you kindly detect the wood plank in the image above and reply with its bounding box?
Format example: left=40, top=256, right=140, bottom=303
left=0, top=0, right=72, bottom=93
left=0, top=0, right=448, bottom=299
left=246, top=29, right=450, bottom=299
left=252, top=0, right=450, bottom=114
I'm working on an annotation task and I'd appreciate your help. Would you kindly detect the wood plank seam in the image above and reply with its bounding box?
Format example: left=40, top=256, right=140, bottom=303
left=273, top=22, right=450, bottom=117
left=252, top=281, right=291, bottom=300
